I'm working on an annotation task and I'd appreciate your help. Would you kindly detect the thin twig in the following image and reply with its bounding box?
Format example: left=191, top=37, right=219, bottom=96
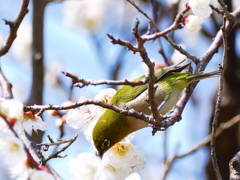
left=37, top=134, right=78, bottom=165
left=62, top=71, right=149, bottom=88
left=126, top=0, right=198, bottom=63
left=141, top=6, right=190, bottom=41
left=0, top=0, right=30, bottom=56
left=210, top=4, right=224, bottom=15
left=107, top=33, right=139, bottom=53
left=37, top=135, right=78, bottom=149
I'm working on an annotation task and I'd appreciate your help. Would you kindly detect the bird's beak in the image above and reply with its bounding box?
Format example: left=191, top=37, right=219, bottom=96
left=96, top=151, right=104, bottom=159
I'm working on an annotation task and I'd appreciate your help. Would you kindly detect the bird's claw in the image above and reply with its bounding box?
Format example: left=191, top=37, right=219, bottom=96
left=151, top=115, right=170, bottom=135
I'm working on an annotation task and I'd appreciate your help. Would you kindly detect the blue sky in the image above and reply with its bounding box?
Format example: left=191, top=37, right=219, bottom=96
left=0, top=1, right=222, bottom=179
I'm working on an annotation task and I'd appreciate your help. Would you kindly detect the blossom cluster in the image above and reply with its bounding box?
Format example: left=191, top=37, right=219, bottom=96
left=0, top=98, right=53, bottom=179
left=184, top=0, right=212, bottom=32
left=66, top=88, right=146, bottom=180
left=0, top=98, right=47, bottom=134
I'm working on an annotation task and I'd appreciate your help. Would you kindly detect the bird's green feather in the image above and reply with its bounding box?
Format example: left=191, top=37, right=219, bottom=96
left=92, top=60, right=220, bottom=156
left=111, top=63, right=190, bottom=107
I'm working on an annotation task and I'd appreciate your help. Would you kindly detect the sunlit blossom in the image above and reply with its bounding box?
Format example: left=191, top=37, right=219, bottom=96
left=0, top=130, right=28, bottom=178
left=66, top=88, right=116, bottom=142
left=22, top=111, right=47, bottom=134
left=94, top=88, right=116, bottom=112
left=189, top=0, right=212, bottom=18
left=0, top=98, right=24, bottom=124
left=102, top=142, right=146, bottom=180
left=68, top=153, right=115, bottom=180
left=183, top=15, right=204, bottom=32
left=66, top=97, right=98, bottom=128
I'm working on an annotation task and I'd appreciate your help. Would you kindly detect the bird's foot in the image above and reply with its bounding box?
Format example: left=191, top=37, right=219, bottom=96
left=151, top=115, right=170, bottom=135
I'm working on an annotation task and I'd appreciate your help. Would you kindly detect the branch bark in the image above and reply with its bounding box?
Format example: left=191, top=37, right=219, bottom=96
left=0, top=0, right=29, bottom=56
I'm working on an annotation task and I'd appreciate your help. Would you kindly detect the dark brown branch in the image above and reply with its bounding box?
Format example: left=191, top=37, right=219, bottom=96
left=27, top=0, right=46, bottom=146
left=0, top=0, right=29, bottom=56
left=27, top=0, right=45, bottom=106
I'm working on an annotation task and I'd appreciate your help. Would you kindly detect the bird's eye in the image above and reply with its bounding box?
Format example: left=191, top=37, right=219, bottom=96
left=101, top=139, right=110, bottom=149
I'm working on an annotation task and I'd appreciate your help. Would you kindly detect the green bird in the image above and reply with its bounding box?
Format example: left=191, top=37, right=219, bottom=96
left=92, top=61, right=220, bottom=157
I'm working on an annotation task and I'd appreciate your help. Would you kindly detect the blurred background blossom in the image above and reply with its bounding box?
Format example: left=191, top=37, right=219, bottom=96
left=0, top=0, right=240, bottom=180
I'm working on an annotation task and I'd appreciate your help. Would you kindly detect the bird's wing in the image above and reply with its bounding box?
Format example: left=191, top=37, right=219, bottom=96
left=112, top=60, right=190, bottom=107
left=155, top=60, right=190, bottom=82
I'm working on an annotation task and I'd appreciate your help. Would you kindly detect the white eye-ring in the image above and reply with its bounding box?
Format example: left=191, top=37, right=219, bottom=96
left=101, top=139, right=110, bottom=149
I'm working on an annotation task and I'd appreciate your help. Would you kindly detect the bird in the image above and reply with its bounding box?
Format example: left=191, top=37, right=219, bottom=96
left=92, top=60, right=221, bottom=157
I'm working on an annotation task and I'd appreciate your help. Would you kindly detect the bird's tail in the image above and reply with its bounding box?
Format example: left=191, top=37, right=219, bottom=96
left=186, top=69, right=221, bottom=82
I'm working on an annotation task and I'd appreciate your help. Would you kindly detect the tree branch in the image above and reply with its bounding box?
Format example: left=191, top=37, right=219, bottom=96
left=131, top=19, right=163, bottom=125
left=209, top=15, right=228, bottom=180
left=126, top=0, right=198, bottom=63
left=0, top=0, right=29, bottom=56
left=37, top=134, right=78, bottom=165
left=158, top=7, right=240, bottom=130
left=25, top=99, right=157, bottom=125
left=62, top=71, right=149, bottom=88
